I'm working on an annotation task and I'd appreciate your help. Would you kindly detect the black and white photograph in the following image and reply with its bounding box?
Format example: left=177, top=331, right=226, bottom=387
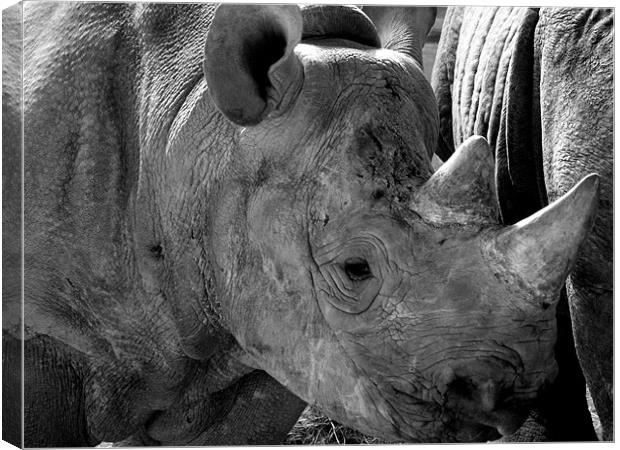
left=1, top=2, right=614, bottom=446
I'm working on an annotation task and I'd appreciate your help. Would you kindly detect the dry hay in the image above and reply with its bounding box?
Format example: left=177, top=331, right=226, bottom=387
left=285, top=405, right=389, bottom=445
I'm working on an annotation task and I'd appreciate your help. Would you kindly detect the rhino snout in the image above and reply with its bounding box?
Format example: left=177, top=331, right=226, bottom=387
left=441, top=360, right=558, bottom=437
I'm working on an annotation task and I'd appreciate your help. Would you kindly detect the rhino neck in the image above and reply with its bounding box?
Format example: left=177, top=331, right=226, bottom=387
left=129, top=3, right=245, bottom=362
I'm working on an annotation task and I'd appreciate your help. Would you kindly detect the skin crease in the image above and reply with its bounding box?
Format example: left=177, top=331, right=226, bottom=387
left=3, top=3, right=599, bottom=445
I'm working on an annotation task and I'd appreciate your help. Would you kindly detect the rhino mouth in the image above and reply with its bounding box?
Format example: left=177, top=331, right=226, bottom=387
left=446, top=420, right=502, bottom=442
left=442, top=383, right=538, bottom=440
left=300, top=5, right=381, bottom=48
left=382, top=376, right=537, bottom=442
left=448, top=401, right=531, bottom=439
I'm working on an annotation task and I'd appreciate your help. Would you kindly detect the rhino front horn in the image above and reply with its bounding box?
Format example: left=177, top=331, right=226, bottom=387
left=488, top=174, right=600, bottom=297
left=412, top=135, right=499, bottom=224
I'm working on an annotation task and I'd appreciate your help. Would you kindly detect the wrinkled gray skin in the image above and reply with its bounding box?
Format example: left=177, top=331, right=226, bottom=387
left=432, top=7, right=613, bottom=440
left=2, top=3, right=601, bottom=446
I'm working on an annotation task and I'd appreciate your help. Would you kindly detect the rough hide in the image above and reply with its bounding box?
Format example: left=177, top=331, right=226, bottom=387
left=2, top=3, right=602, bottom=445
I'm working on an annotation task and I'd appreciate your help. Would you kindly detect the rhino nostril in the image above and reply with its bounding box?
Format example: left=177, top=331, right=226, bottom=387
left=479, top=379, right=500, bottom=412
left=447, top=376, right=476, bottom=401
left=447, top=376, right=505, bottom=413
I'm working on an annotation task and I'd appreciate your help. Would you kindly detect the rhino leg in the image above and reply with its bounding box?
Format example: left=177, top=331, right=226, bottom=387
left=190, top=370, right=306, bottom=445
left=536, top=8, right=614, bottom=440
left=126, top=357, right=307, bottom=445
left=19, top=335, right=94, bottom=446
left=3, top=333, right=22, bottom=446
left=566, top=282, right=613, bottom=440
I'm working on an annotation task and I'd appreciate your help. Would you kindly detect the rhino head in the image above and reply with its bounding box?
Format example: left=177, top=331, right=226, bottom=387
left=201, top=5, right=599, bottom=442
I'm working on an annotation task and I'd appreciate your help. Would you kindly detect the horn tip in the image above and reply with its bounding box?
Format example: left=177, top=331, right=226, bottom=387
left=568, top=173, right=600, bottom=214
left=464, top=135, right=490, bottom=147
left=458, top=135, right=493, bottom=163
left=579, top=173, right=601, bottom=193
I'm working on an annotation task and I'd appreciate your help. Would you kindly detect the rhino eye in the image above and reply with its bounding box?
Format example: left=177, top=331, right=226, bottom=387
left=343, top=257, right=373, bottom=281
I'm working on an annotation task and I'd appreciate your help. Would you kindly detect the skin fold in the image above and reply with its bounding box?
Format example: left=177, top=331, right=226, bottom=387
left=2, top=3, right=602, bottom=445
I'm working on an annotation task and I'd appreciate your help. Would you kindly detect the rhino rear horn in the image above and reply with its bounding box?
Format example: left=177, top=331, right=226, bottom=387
left=362, top=6, right=437, bottom=66
left=204, top=5, right=304, bottom=126
left=412, top=135, right=499, bottom=224
left=489, top=174, right=600, bottom=297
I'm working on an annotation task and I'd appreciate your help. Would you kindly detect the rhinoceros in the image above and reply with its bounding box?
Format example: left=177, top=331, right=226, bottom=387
left=2, top=3, right=601, bottom=446
left=431, top=6, right=613, bottom=441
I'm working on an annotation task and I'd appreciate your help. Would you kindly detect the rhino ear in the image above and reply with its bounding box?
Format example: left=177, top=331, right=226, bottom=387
left=362, top=6, right=437, bottom=66
left=204, top=5, right=304, bottom=126
left=488, top=174, right=599, bottom=297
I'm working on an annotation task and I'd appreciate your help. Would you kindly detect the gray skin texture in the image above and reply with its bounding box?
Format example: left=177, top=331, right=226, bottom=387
left=431, top=6, right=613, bottom=441
left=2, top=5, right=24, bottom=445
left=2, top=3, right=601, bottom=445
